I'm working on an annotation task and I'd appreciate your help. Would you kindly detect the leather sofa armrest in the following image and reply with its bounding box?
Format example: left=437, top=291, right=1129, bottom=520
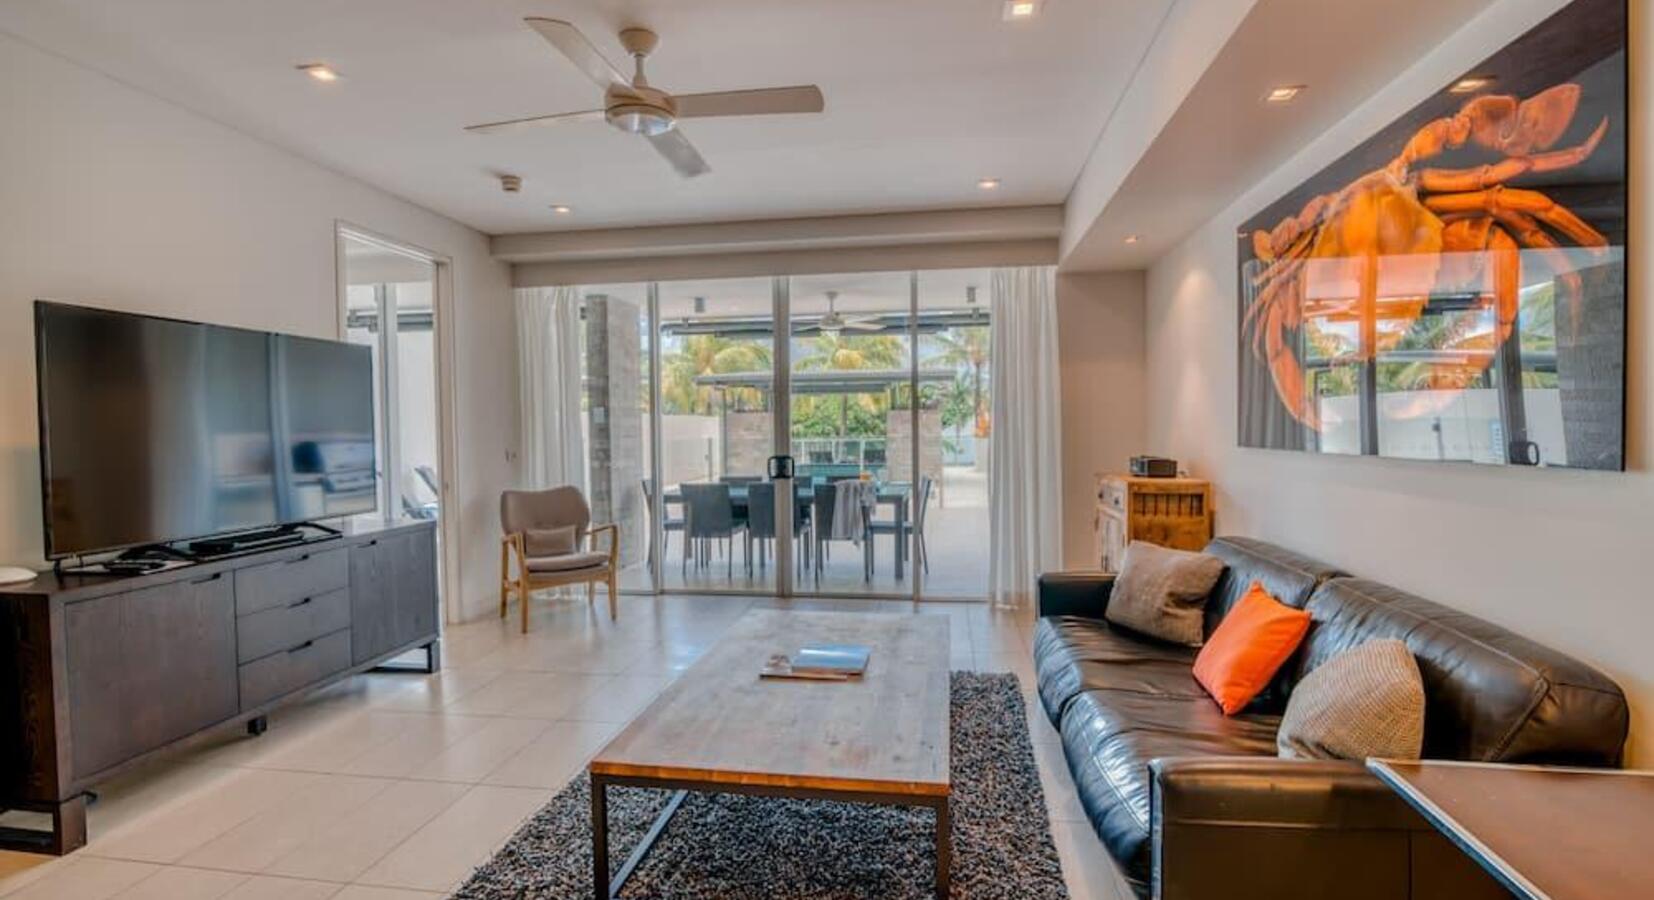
left=1037, top=571, right=1116, bottom=619
left=1151, top=757, right=1506, bottom=900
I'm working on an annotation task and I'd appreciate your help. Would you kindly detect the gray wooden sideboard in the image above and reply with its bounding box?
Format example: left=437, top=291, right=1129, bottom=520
left=0, top=518, right=440, bottom=855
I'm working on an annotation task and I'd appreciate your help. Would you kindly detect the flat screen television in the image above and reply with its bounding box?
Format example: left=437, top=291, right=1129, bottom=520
left=34, top=301, right=378, bottom=559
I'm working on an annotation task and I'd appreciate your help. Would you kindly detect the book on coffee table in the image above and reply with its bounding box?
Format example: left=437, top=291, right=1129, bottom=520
left=760, top=643, right=872, bottom=680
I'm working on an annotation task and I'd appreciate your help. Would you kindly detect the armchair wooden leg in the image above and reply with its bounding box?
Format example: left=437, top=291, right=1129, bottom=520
left=586, top=580, right=595, bottom=605
left=607, top=573, right=618, bottom=620
left=520, top=582, right=531, bottom=633
left=499, top=542, right=510, bottom=619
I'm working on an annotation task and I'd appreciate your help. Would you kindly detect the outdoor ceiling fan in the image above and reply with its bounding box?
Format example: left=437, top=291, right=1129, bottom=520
left=806, top=291, right=882, bottom=336
left=465, top=18, right=826, bottom=178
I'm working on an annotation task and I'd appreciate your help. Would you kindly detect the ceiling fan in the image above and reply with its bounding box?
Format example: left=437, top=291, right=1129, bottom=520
left=465, top=18, right=825, bottom=178
left=806, top=291, right=882, bottom=336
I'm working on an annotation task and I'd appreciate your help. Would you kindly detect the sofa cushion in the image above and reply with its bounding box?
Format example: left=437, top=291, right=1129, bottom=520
left=1192, top=582, right=1312, bottom=715
left=1033, top=616, right=1199, bottom=724
left=1106, top=542, right=1226, bottom=646
left=1294, top=578, right=1629, bottom=765
left=1277, top=637, right=1425, bottom=760
left=1203, top=537, right=1346, bottom=710
left=1059, top=689, right=1280, bottom=892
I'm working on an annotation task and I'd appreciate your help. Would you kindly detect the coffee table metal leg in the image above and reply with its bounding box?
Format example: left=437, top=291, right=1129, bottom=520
left=609, top=789, right=687, bottom=896
left=591, top=774, right=610, bottom=900
left=934, top=796, right=951, bottom=899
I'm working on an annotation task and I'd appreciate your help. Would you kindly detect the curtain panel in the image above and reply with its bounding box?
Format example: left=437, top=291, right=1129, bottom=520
left=515, top=286, right=587, bottom=494
left=988, top=266, right=1063, bottom=609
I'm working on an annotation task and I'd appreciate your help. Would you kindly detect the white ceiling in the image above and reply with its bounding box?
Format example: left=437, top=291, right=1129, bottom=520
left=1061, top=0, right=1496, bottom=270
left=2, top=0, right=1172, bottom=235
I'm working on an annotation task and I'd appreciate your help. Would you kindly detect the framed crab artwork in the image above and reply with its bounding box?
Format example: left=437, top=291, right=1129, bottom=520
left=1237, top=0, right=1626, bottom=470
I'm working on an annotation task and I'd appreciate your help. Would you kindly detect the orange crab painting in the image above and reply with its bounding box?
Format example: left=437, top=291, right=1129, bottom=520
left=1243, top=83, right=1609, bottom=431
left=1235, top=0, right=1626, bottom=471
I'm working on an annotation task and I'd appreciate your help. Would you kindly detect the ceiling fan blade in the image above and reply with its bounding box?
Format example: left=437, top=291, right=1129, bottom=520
left=524, top=17, right=631, bottom=90
left=464, top=108, right=604, bottom=134
left=647, top=128, right=711, bottom=178
left=676, top=85, right=825, bottom=119
left=843, top=320, right=883, bottom=331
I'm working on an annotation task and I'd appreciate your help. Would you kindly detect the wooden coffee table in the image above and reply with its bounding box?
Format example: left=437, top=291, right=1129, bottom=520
left=588, top=610, right=952, bottom=899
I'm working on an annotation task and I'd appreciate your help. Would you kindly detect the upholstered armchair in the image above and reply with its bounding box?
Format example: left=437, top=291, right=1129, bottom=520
left=499, top=486, right=619, bottom=631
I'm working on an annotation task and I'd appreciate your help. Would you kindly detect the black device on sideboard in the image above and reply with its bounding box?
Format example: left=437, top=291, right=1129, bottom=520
left=1129, top=455, right=1179, bottom=478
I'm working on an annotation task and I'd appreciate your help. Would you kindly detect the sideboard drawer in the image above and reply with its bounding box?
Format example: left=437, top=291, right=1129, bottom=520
left=236, top=588, right=351, bottom=664
left=238, top=628, right=351, bottom=709
left=234, top=549, right=348, bottom=617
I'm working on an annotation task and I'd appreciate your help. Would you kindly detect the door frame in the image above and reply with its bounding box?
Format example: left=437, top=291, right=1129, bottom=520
left=333, top=222, right=462, bottom=626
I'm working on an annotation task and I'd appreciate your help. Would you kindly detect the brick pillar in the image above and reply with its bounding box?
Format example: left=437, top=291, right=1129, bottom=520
left=585, top=295, right=646, bottom=568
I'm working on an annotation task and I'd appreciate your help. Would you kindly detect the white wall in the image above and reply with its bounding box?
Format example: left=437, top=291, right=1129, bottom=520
left=0, top=33, right=517, bottom=623
left=1056, top=272, right=1147, bottom=568
left=1142, top=0, right=1651, bottom=761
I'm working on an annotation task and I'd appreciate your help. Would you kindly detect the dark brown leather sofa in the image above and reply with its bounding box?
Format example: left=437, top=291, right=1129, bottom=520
left=1034, top=536, right=1630, bottom=899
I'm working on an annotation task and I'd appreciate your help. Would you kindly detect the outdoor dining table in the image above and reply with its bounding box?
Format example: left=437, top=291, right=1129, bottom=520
left=663, top=481, right=914, bottom=579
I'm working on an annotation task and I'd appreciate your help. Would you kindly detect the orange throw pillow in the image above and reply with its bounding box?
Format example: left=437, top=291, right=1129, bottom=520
left=1193, top=582, right=1312, bottom=716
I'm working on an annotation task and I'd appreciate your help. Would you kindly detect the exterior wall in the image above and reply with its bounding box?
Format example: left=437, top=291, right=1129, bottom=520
left=724, top=410, right=773, bottom=478
left=884, top=409, right=945, bottom=491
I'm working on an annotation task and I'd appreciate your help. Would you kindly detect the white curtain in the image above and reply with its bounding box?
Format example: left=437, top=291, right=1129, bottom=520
left=988, top=266, right=1064, bottom=609
left=515, top=286, right=587, bottom=493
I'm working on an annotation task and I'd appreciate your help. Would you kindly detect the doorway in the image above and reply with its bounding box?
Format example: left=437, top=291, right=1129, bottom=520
left=336, top=225, right=459, bottom=621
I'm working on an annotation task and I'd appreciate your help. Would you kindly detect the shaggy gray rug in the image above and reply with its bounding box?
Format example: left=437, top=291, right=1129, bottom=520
left=452, top=671, right=1067, bottom=899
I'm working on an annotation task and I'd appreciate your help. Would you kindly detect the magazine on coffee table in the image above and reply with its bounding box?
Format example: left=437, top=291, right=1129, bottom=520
left=760, top=643, right=872, bottom=681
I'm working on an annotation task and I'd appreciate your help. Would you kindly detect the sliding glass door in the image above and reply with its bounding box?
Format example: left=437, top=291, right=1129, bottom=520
left=787, top=272, right=918, bottom=598
left=653, top=278, right=780, bottom=595
left=559, top=268, right=991, bottom=601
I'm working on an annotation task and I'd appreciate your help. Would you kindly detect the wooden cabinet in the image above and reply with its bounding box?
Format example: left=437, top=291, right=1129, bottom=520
left=0, top=519, right=439, bottom=856
left=1094, top=475, right=1214, bottom=572
left=350, top=528, right=440, bottom=665
left=65, top=574, right=238, bottom=780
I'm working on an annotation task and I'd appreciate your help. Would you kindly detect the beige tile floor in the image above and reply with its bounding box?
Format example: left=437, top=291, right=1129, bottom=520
left=0, top=592, right=1134, bottom=900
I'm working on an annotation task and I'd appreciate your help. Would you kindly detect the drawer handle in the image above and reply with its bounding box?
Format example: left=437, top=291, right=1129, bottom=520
left=287, top=639, right=315, bottom=654
left=286, top=554, right=312, bottom=565
left=190, top=572, right=223, bottom=585
left=364, top=539, right=379, bottom=547
left=287, top=596, right=313, bottom=610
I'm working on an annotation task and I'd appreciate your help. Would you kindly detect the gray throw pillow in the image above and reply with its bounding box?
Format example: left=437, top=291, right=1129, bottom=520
left=1103, top=541, right=1225, bottom=646
left=1277, top=638, right=1425, bottom=761
left=524, top=525, right=579, bottom=557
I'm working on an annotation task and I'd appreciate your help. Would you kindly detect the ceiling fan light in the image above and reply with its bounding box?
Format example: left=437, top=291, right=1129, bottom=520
left=607, top=104, right=676, bottom=136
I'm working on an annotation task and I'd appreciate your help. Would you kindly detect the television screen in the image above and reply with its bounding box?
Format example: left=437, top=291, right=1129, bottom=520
left=34, top=302, right=378, bottom=558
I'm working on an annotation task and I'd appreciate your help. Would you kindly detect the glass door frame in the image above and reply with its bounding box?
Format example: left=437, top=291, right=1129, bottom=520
left=639, top=272, right=926, bottom=602
left=334, top=222, right=462, bottom=623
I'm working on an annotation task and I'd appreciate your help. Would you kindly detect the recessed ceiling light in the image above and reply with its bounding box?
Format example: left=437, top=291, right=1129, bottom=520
left=1124, top=235, right=1140, bottom=245
left=551, top=205, right=572, bottom=214
left=1264, top=84, right=1305, bottom=103
left=296, top=63, right=340, bottom=83
left=1003, top=0, right=1043, bottom=20
left=977, top=178, right=1001, bottom=190
left=1449, top=75, right=1495, bottom=94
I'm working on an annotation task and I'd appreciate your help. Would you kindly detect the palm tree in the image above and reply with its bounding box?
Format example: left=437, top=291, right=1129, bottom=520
left=659, top=334, right=771, bottom=414
left=929, top=326, right=990, bottom=436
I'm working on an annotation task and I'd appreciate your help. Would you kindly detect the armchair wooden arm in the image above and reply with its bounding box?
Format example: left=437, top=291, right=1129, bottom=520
left=587, top=523, right=620, bottom=567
